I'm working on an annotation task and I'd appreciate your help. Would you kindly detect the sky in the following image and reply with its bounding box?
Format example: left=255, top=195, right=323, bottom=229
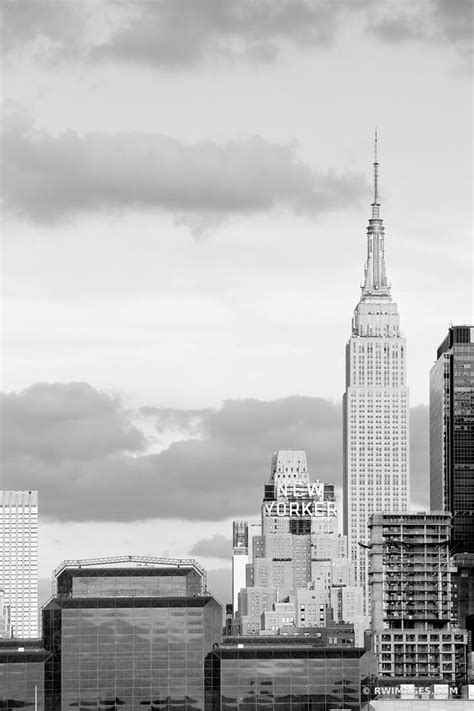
left=0, top=0, right=472, bottom=605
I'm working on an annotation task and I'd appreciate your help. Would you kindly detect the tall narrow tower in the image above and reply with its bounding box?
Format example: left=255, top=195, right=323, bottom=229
left=0, top=490, right=39, bottom=637
left=430, top=325, right=474, bottom=553
left=343, top=134, right=409, bottom=613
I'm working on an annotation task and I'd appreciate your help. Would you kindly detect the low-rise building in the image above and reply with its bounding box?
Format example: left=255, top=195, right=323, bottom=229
left=205, top=636, right=364, bottom=710
left=0, top=638, right=48, bottom=711
left=42, top=556, right=222, bottom=711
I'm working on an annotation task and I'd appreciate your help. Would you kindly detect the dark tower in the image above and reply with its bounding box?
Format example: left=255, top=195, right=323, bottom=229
left=430, top=325, right=474, bottom=553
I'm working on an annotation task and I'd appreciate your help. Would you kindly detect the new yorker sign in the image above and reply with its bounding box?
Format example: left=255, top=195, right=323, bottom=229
left=275, top=483, right=322, bottom=498
left=264, top=501, right=326, bottom=517
left=263, top=483, right=335, bottom=517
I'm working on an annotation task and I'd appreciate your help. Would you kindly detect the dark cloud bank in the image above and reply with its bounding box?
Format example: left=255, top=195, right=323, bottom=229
left=1, top=382, right=429, bottom=523
left=2, top=114, right=363, bottom=233
left=2, top=0, right=470, bottom=66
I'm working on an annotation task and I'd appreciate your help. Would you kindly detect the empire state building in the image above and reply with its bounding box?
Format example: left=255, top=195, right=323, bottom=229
left=343, top=135, right=409, bottom=613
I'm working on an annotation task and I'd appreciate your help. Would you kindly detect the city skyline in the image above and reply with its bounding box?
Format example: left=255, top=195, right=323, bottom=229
left=1, top=1, right=472, bottom=603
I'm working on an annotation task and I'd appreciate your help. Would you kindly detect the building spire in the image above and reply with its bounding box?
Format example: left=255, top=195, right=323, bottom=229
left=361, top=129, right=389, bottom=296
left=372, top=127, right=380, bottom=219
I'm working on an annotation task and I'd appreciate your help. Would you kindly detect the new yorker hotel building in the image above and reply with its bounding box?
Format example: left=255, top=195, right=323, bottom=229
left=343, top=138, right=409, bottom=612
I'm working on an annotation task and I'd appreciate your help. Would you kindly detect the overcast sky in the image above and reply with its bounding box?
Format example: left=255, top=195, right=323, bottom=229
left=1, top=0, right=472, bottom=604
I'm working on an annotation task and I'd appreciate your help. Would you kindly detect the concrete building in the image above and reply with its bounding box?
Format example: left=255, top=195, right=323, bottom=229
left=237, top=586, right=277, bottom=635
left=369, top=512, right=469, bottom=685
left=262, top=600, right=296, bottom=632
left=231, top=519, right=260, bottom=612
left=430, top=325, right=474, bottom=554
left=0, top=491, right=39, bottom=637
left=343, top=136, right=409, bottom=613
left=234, top=450, right=366, bottom=636
left=42, top=556, right=222, bottom=711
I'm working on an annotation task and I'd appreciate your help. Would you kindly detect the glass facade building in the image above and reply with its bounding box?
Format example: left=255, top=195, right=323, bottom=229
left=42, top=562, right=223, bottom=711
left=430, top=325, right=474, bottom=553
left=205, top=636, right=364, bottom=710
left=0, top=639, right=48, bottom=711
left=55, top=566, right=203, bottom=598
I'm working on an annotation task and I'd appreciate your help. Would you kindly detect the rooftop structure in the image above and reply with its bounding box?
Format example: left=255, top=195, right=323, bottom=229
left=53, top=554, right=207, bottom=586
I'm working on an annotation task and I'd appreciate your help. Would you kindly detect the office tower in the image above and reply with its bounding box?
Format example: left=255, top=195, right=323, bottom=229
left=234, top=450, right=365, bottom=636
left=42, top=556, right=222, bottom=711
left=0, top=491, right=39, bottom=637
left=0, top=639, right=47, bottom=711
left=232, top=519, right=260, bottom=612
left=430, top=325, right=474, bottom=553
left=205, top=636, right=364, bottom=710
left=343, top=137, right=409, bottom=613
left=369, top=512, right=469, bottom=685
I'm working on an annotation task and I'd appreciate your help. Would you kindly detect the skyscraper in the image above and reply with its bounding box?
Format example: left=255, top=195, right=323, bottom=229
left=430, top=325, right=474, bottom=553
left=0, top=491, right=39, bottom=637
left=343, top=136, right=409, bottom=612
left=234, top=450, right=365, bottom=638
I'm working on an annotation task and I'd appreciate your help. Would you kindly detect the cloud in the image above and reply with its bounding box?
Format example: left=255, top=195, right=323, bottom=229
left=0, top=0, right=91, bottom=57
left=92, top=0, right=347, bottom=68
left=140, top=407, right=208, bottom=437
left=1, top=382, right=430, bottom=523
left=2, top=114, right=363, bottom=234
left=189, top=534, right=232, bottom=560
left=3, top=1, right=469, bottom=68
left=1, top=382, right=146, bottom=462
left=367, top=0, right=473, bottom=58
left=207, top=568, right=231, bottom=605
left=1, top=0, right=352, bottom=66
left=1, top=385, right=343, bottom=521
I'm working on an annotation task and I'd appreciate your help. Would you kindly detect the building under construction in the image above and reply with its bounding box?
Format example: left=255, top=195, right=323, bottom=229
left=368, top=512, right=469, bottom=684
